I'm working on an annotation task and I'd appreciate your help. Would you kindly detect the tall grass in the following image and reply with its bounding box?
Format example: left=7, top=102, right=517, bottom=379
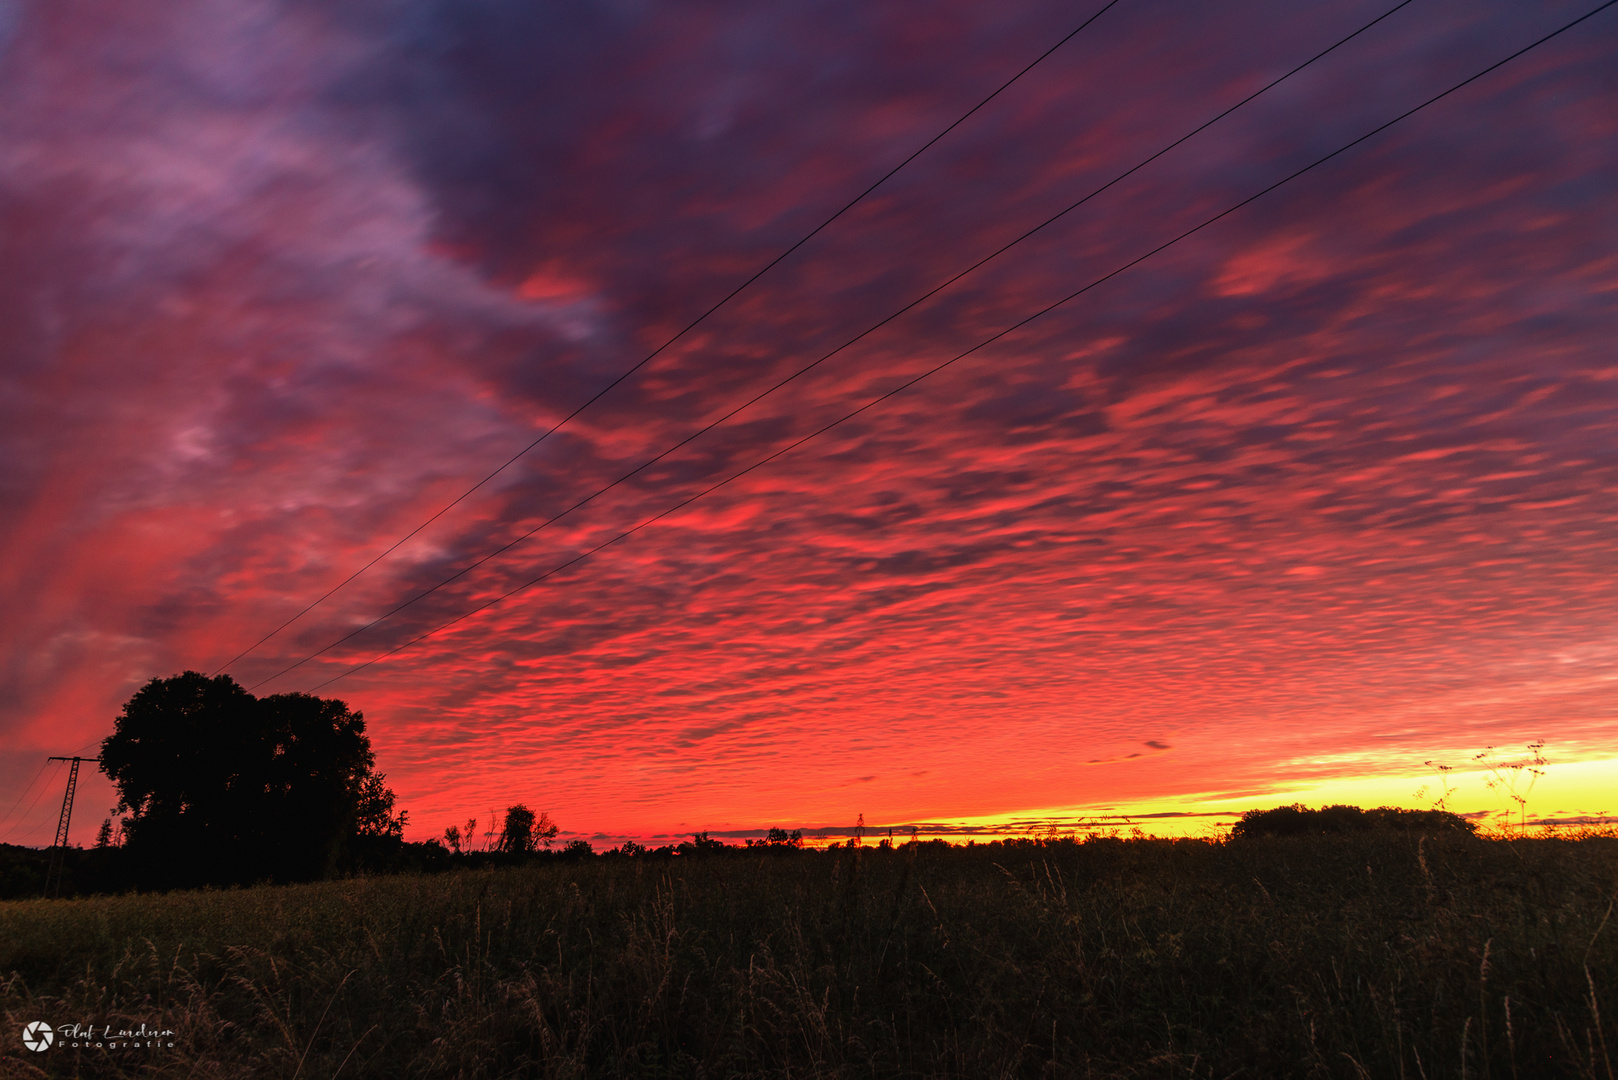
left=1, top=832, right=1614, bottom=1077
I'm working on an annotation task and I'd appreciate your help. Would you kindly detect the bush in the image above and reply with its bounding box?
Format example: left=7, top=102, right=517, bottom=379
left=1231, top=802, right=1477, bottom=838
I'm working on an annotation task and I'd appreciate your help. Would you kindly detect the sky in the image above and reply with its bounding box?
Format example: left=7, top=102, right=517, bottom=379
left=2, top=0, right=1616, bottom=849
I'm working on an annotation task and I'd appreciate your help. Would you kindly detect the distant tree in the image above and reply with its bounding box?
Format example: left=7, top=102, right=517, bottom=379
left=498, top=805, right=559, bottom=854
left=99, top=672, right=405, bottom=886
left=560, top=839, right=592, bottom=858
left=534, top=811, right=559, bottom=848
left=499, top=805, right=536, bottom=853
left=443, top=824, right=463, bottom=854
left=94, top=819, right=114, bottom=849
left=483, top=810, right=498, bottom=852
left=1230, top=804, right=1477, bottom=839
left=681, top=832, right=727, bottom=856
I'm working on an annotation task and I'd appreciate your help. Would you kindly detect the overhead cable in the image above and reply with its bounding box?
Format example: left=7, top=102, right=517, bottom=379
left=211, top=0, right=1129, bottom=676
left=250, top=0, right=1421, bottom=689
left=306, top=0, right=1618, bottom=689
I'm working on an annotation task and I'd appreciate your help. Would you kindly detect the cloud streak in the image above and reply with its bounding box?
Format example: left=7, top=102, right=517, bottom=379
left=2, top=0, right=1615, bottom=843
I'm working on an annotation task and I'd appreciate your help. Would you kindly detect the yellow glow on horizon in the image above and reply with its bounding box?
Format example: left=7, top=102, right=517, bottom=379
left=893, top=754, right=1618, bottom=843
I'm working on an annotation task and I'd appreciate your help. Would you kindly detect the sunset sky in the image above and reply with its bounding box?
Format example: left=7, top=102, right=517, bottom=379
left=2, top=0, right=1616, bottom=848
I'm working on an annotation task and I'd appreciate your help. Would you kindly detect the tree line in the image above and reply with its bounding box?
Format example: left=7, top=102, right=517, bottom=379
left=18, top=670, right=1479, bottom=899
left=9, top=669, right=821, bottom=897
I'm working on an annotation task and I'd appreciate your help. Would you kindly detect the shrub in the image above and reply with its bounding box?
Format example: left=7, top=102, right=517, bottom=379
left=1231, top=802, right=1476, bottom=838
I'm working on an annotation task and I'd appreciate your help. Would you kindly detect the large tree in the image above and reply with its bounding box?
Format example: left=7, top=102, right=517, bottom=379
left=100, top=672, right=405, bottom=886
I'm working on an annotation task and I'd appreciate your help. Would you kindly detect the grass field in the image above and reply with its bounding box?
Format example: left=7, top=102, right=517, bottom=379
left=2, top=832, right=1615, bottom=1078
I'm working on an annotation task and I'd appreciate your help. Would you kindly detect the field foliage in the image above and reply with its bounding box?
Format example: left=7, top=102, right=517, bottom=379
left=2, top=831, right=1615, bottom=1078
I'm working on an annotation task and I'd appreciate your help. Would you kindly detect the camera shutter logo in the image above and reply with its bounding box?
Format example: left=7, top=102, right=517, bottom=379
left=21, top=1021, right=54, bottom=1051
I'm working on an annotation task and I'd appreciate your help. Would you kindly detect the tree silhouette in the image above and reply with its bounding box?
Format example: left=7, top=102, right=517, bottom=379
left=1230, top=804, right=1476, bottom=839
left=498, top=804, right=558, bottom=854
left=500, top=805, right=536, bottom=853
left=100, top=672, right=404, bottom=886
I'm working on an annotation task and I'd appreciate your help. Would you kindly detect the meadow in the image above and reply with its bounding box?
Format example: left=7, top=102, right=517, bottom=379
left=1, top=831, right=1615, bottom=1078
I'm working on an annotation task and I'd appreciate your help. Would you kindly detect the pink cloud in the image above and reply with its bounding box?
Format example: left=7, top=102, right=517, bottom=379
left=2, top=0, right=1616, bottom=844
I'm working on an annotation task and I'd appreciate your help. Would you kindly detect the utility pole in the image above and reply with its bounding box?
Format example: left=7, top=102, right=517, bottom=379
left=44, top=756, right=99, bottom=899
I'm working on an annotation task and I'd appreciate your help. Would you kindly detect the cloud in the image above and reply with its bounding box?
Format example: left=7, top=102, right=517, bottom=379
left=2, top=0, right=1616, bottom=842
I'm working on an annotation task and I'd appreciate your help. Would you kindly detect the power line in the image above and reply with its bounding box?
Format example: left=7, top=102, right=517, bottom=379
left=309, top=0, right=1617, bottom=691
left=0, top=741, right=105, bottom=845
left=0, top=759, right=52, bottom=838
left=248, top=0, right=1422, bottom=691
left=0, top=760, right=64, bottom=845
left=211, top=0, right=1129, bottom=677
left=10, top=813, right=61, bottom=846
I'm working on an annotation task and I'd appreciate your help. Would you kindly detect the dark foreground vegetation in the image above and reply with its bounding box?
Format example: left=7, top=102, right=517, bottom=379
left=3, top=830, right=1616, bottom=1079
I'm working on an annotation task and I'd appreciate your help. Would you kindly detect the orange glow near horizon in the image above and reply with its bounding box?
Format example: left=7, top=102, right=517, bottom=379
left=541, top=752, right=1618, bottom=851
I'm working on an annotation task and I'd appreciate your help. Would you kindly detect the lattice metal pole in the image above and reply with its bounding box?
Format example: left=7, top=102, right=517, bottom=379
left=44, top=755, right=98, bottom=899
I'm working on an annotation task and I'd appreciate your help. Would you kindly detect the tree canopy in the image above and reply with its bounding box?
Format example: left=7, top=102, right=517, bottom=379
left=498, top=804, right=558, bottom=854
left=100, top=672, right=405, bottom=886
left=1230, top=803, right=1476, bottom=839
